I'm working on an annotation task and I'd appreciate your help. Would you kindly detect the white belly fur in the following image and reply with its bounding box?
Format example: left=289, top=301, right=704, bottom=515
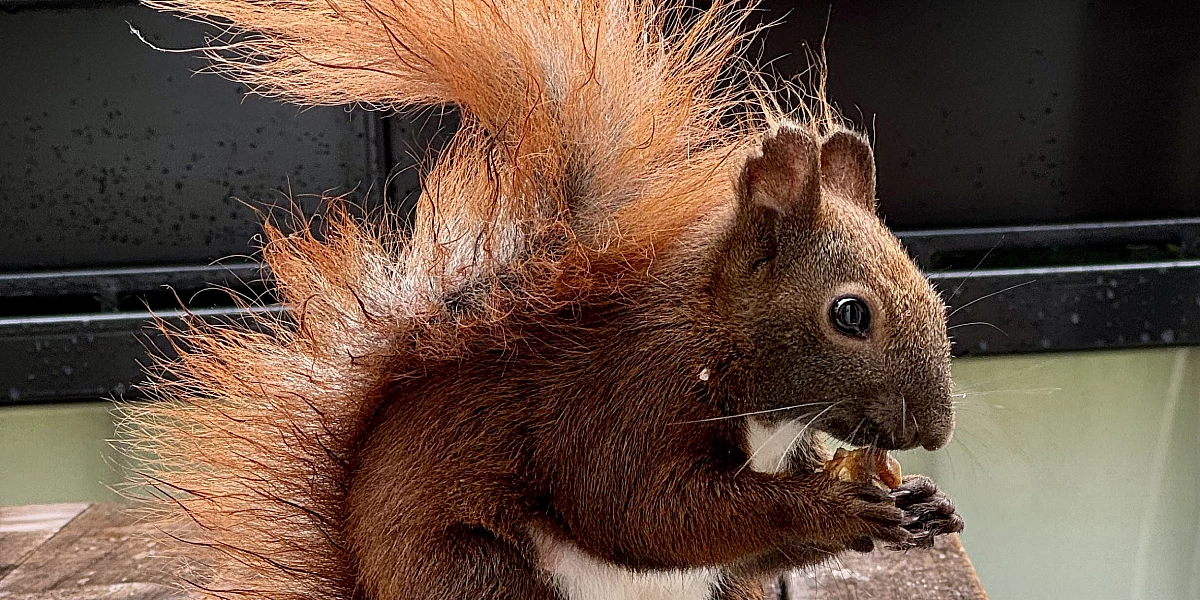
left=533, top=532, right=719, bottom=600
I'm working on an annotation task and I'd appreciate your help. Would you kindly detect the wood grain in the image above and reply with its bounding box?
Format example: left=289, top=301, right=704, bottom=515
left=0, top=504, right=193, bottom=600
left=780, top=535, right=989, bottom=600
left=0, top=504, right=987, bottom=600
left=0, top=504, right=89, bottom=582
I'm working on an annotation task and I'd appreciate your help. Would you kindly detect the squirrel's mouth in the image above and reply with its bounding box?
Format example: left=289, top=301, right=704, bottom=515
left=816, top=416, right=923, bottom=452
left=788, top=430, right=903, bottom=489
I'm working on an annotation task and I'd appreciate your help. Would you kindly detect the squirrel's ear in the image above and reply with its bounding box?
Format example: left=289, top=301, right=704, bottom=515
left=820, top=129, right=876, bottom=211
left=738, top=125, right=821, bottom=217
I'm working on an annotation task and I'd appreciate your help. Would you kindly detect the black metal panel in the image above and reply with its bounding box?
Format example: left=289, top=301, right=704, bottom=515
left=0, top=0, right=130, bottom=10
left=0, top=4, right=384, bottom=270
left=899, top=218, right=1200, bottom=271
left=0, top=263, right=266, bottom=315
left=759, top=0, right=1200, bottom=228
left=0, top=306, right=282, bottom=404
left=932, top=262, right=1200, bottom=356
left=8, top=1, right=1200, bottom=232
left=0, top=1, right=445, bottom=404
left=0, top=263, right=267, bottom=403
left=1, top=312, right=162, bottom=404
left=898, top=218, right=1200, bottom=355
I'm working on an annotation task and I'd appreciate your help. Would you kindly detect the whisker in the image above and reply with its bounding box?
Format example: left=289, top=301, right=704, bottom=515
left=944, top=429, right=999, bottom=483
left=947, top=321, right=1010, bottom=337
left=845, top=417, right=867, bottom=447
left=671, top=402, right=833, bottom=424
left=947, top=279, right=1035, bottom=318
left=954, top=387, right=1061, bottom=398
left=774, top=401, right=844, bottom=472
left=947, top=234, right=1006, bottom=302
left=952, top=362, right=1051, bottom=392
left=911, top=402, right=920, bottom=443
left=735, top=413, right=811, bottom=477
left=952, top=400, right=1014, bottom=414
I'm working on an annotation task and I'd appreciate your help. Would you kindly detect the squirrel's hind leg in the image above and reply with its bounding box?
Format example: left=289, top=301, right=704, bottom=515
left=354, top=524, right=561, bottom=600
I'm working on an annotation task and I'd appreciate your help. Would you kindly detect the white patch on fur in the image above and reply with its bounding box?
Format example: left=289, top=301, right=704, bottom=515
left=744, top=417, right=806, bottom=474
left=532, top=532, right=719, bottom=600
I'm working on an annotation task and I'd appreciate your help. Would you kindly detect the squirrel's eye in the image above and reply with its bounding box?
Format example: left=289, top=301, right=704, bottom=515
left=830, top=296, right=871, bottom=338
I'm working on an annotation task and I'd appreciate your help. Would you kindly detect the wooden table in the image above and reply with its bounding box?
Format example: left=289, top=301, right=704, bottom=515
left=0, top=504, right=988, bottom=599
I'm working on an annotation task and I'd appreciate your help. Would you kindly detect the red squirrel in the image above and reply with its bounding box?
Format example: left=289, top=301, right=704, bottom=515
left=122, top=1, right=964, bottom=599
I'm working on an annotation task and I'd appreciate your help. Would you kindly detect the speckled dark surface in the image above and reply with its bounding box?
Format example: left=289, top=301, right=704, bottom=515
left=760, top=1, right=1200, bottom=229
left=8, top=0, right=1200, bottom=271
left=0, top=5, right=382, bottom=270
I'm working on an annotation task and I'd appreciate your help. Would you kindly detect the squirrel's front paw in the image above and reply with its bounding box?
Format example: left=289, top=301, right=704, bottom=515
left=890, top=474, right=964, bottom=549
left=833, top=480, right=909, bottom=553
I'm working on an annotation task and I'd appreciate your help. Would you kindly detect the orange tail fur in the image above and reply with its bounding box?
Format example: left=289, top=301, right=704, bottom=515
left=152, top=0, right=762, bottom=250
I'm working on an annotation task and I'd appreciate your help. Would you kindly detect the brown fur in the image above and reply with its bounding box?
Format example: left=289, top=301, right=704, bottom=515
left=119, top=2, right=957, bottom=600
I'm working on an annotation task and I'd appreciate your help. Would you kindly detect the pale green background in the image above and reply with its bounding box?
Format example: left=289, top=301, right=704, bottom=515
left=2, top=347, right=1199, bottom=599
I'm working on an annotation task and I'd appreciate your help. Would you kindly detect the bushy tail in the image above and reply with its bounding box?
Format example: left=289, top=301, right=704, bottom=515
left=121, top=2, right=782, bottom=599
left=153, top=0, right=760, bottom=251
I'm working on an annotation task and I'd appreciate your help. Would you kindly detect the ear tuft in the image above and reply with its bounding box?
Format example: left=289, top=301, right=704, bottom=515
left=739, top=125, right=821, bottom=216
left=820, top=129, right=876, bottom=211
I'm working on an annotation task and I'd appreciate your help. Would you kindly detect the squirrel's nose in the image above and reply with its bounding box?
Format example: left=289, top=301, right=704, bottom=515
left=918, top=414, right=955, bottom=451
left=906, top=382, right=955, bottom=451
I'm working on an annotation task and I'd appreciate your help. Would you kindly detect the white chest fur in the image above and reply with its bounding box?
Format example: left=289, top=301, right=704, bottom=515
left=744, top=417, right=807, bottom=474
left=533, top=532, right=719, bottom=600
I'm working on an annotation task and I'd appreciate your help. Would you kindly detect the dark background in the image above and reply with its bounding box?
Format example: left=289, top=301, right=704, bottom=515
left=2, top=0, right=1199, bottom=403
left=763, top=1, right=1200, bottom=229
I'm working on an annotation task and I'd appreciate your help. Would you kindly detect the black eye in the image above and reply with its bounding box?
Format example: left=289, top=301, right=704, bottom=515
left=830, top=296, right=871, bottom=338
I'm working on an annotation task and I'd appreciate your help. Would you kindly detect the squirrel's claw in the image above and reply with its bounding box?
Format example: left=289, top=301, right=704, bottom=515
left=890, top=474, right=964, bottom=549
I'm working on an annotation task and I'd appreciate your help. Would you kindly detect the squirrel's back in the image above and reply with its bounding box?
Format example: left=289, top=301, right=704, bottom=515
left=119, top=2, right=831, bottom=599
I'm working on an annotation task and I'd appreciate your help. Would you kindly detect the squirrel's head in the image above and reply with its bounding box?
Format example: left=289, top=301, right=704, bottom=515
left=711, top=123, right=953, bottom=451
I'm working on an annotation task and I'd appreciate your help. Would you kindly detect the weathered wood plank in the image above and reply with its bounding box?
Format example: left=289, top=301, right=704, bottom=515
left=0, top=504, right=89, bottom=582
left=0, top=504, right=193, bottom=600
left=0, top=582, right=186, bottom=600
left=0, top=504, right=987, bottom=600
left=781, top=535, right=989, bottom=600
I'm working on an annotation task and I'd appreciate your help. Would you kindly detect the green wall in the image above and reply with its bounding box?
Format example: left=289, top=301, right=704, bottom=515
left=2, top=347, right=1199, bottom=599
left=0, top=402, right=122, bottom=505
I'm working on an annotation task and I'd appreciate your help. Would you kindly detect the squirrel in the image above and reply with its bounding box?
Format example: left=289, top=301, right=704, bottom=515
left=121, top=1, right=965, bottom=600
